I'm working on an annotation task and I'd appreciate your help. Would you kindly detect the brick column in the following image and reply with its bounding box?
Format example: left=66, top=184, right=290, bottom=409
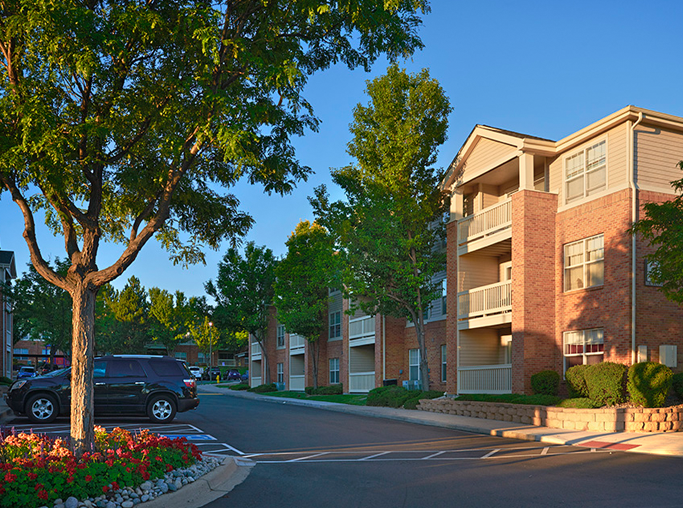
left=511, top=190, right=557, bottom=394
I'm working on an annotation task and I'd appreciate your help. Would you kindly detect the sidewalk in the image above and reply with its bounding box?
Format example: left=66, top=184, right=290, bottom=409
left=203, top=384, right=683, bottom=458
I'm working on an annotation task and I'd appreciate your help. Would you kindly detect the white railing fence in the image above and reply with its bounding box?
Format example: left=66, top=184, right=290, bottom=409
left=251, top=376, right=262, bottom=388
left=349, top=316, right=375, bottom=340
left=458, top=364, right=511, bottom=394
left=289, top=334, right=306, bottom=352
left=458, top=199, right=511, bottom=244
left=289, top=375, right=305, bottom=392
left=458, top=280, right=512, bottom=319
left=348, top=372, right=375, bottom=393
left=251, top=342, right=262, bottom=357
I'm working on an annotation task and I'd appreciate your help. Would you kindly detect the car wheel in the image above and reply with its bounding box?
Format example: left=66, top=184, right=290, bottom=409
left=26, top=393, right=59, bottom=424
left=147, top=395, right=177, bottom=424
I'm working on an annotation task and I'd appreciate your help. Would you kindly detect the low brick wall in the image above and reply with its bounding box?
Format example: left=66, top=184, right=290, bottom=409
left=417, top=398, right=683, bottom=433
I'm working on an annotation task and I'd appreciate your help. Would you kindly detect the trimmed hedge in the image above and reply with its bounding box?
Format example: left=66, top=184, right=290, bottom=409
left=305, top=384, right=343, bottom=396
left=530, top=370, right=560, bottom=396
left=584, top=362, right=627, bottom=407
left=556, top=398, right=599, bottom=409
left=403, top=390, right=445, bottom=410
left=565, top=365, right=590, bottom=398
left=627, top=362, right=673, bottom=408
left=248, top=383, right=277, bottom=393
left=367, top=386, right=413, bottom=408
left=453, top=393, right=562, bottom=406
left=673, top=372, right=683, bottom=399
left=229, top=383, right=250, bottom=391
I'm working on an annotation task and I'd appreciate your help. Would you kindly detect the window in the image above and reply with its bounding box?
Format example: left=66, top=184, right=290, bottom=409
left=277, top=324, right=286, bottom=348
left=174, top=351, right=187, bottom=361
left=329, top=358, right=340, bottom=384
left=564, top=234, right=604, bottom=291
left=93, top=360, right=107, bottom=378
left=329, top=311, right=341, bottom=340
left=645, top=259, right=663, bottom=286
left=148, top=360, right=184, bottom=377
left=277, top=363, right=284, bottom=384
left=198, top=352, right=209, bottom=364
left=441, top=278, right=447, bottom=316
left=563, top=328, right=604, bottom=372
left=441, top=345, right=447, bottom=383
left=409, top=349, right=421, bottom=381
left=463, top=193, right=474, bottom=217
left=565, top=140, right=606, bottom=203
left=108, top=359, right=146, bottom=378
left=13, top=348, right=28, bottom=361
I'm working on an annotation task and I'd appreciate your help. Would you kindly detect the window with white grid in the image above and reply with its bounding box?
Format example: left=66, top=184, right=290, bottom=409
left=329, top=311, right=341, bottom=340
left=441, top=345, right=447, bottom=383
left=277, top=363, right=284, bottom=383
left=563, top=328, right=604, bottom=372
left=329, top=358, right=340, bottom=384
left=565, top=140, right=606, bottom=203
left=276, top=324, right=285, bottom=349
left=564, top=234, right=604, bottom=292
left=409, top=349, right=421, bottom=381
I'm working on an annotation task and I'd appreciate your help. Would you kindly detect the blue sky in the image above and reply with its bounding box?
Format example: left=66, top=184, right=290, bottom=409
left=2, top=0, right=683, bottom=299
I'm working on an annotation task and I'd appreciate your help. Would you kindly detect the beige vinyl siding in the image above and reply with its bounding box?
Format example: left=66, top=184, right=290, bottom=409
left=350, top=301, right=370, bottom=319
left=636, top=125, right=683, bottom=191
left=548, top=123, right=628, bottom=202
left=329, top=291, right=343, bottom=314
left=499, top=177, right=518, bottom=197
left=349, top=345, right=375, bottom=372
left=290, top=355, right=305, bottom=376
left=458, top=255, right=499, bottom=292
left=481, top=184, right=500, bottom=210
left=459, top=329, right=500, bottom=366
left=428, top=270, right=447, bottom=320
left=462, top=138, right=518, bottom=181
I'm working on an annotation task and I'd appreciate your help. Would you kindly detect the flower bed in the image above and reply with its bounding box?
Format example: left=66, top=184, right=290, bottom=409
left=0, top=426, right=201, bottom=508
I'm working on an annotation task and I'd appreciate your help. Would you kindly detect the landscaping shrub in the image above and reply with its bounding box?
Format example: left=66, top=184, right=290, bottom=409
left=366, top=386, right=413, bottom=408
left=305, top=386, right=314, bottom=395
left=453, top=393, right=561, bottom=406
left=530, top=370, right=560, bottom=396
left=403, top=390, right=444, bottom=410
left=556, top=398, right=599, bottom=409
left=0, top=376, right=12, bottom=385
left=627, top=362, right=673, bottom=408
left=311, top=384, right=343, bottom=396
left=229, top=383, right=250, bottom=391
left=672, top=372, right=683, bottom=399
left=248, top=383, right=277, bottom=393
left=584, top=362, right=627, bottom=407
left=565, top=365, right=590, bottom=398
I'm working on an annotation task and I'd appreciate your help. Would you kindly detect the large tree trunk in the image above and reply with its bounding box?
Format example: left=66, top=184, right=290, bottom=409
left=416, top=317, right=430, bottom=391
left=311, top=340, right=320, bottom=389
left=70, top=285, right=97, bottom=457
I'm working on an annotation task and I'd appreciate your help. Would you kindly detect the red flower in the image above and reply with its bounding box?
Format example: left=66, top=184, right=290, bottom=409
left=27, top=472, right=37, bottom=480
left=85, top=475, right=92, bottom=482
left=111, top=481, right=120, bottom=491
left=155, top=456, right=163, bottom=462
left=102, top=486, right=110, bottom=494
left=34, top=483, right=44, bottom=491
left=38, top=489, right=48, bottom=500
left=4, top=473, right=16, bottom=483
left=78, top=463, right=87, bottom=470
left=166, top=464, right=173, bottom=472
left=141, top=471, right=150, bottom=480
left=67, top=476, right=74, bottom=484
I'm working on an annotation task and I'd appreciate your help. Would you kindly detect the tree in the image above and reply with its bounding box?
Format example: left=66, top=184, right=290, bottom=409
left=98, top=276, right=150, bottom=353
left=632, top=165, right=683, bottom=302
left=311, top=65, right=451, bottom=389
left=189, top=316, right=221, bottom=369
left=148, top=288, right=196, bottom=355
left=205, top=242, right=277, bottom=382
left=5, top=259, right=72, bottom=365
left=0, top=0, right=427, bottom=454
left=275, top=220, right=338, bottom=389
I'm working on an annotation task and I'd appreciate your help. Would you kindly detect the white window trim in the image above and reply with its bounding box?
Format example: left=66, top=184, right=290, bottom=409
left=276, top=324, right=286, bottom=349
left=329, top=310, right=342, bottom=341
left=564, top=138, right=608, bottom=205
left=564, top=234, right=604, bottom=292
left=329, top=357, right=340, bottom=384
left=563, top=328, right=604, bottom=374
left=409, top=348, right=421, bottom=381
left=441, top=345, right=447, bottom=383
left=277, top=362, right=284, bottom=384
left=645, top=259, right=663, bottom=287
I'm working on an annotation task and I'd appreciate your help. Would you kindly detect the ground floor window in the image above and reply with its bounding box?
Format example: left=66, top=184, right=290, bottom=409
left=174, top=351, right=187, bottom=361
left=329, top=358, right=340, bottom=384
left=277, top=363, right=284, bottom=384
left=409, top=349, right=421, bottom=380
left=441, top=345, right=447, bottom=383
left=563, top=328, right=604, bottom=372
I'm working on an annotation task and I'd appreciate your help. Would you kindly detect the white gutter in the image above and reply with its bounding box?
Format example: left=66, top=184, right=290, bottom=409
left=629, top=111, right=644, bottom=364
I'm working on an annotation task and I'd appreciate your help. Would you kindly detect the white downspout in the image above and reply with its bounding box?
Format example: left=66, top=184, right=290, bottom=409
left=629, top=111, right=644, bottom=364
left=382, top=316, right=386, bottom=381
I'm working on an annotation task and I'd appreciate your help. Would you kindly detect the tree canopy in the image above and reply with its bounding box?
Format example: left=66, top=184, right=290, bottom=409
left=311, top=64, right=451, bottom=388
left=0, top=0, right=428, bottom=454
left=275, top=220, right=338, bottom=388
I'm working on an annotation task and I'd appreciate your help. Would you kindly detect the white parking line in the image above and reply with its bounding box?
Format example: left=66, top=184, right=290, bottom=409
left=360, top=451, right=390, bottom=461
left=287, top=452, right=329, bottom=463
left=481, top=449, right=500, bottom=458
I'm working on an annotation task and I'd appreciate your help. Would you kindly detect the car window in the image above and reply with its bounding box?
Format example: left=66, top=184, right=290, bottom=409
left=94, top=361, right=107, bottom=378
left=108, top=360, right=146, bottom=378
left=148, top=360, right=185, bottom=377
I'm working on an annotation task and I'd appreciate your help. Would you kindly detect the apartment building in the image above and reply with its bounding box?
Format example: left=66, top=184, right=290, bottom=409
left=0, top=250, right=16, bottom=379
left=444, top=106, right=683, bottom=395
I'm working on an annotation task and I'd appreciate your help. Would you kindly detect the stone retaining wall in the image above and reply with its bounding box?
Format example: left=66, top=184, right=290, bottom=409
left=417, top=398, right=683, bottom=433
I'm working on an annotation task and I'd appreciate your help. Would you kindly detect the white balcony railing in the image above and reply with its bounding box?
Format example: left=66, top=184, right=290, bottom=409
left=251, top=342, right=262, bottom=358
left=458, top=280, right=512, bottom=320
left=289, top=334, right=306, bottom=354
left=349, top=372, right=375, bottom=393
left=349, top=315, right=375, bottom=343
left=289, top=375, right=305, bottom=392
left=458, top=364, right=511, bottom=394
left=251, top=376, right=262, bottom=388
left=458, top=198, right=511, bottom=245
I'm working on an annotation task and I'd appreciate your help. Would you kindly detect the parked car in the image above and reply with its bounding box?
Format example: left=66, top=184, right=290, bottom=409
left=241, top=370, right=249, bottom=382
left=188, top=366, right=204, bottom=379
left=5, top=355, right=199, bottom=424
left=16, top=366, right=36, bottom=380
left=202, top=367, right=222, bottom=381
left=226, top=369, right=241, bottom=381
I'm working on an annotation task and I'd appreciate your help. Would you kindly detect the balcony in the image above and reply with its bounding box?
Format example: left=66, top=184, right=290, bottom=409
left=458, top=364, right=511, bottom=394
left=289, top=334, right=306, bottom=355
left=251, top=376, right=262, bottom=388
left=457, top=280, right=511, bottom=330
left=349, top=315, right=375, bottom=346
left=289, top=375, right=305, bottom=392
left=251, top=342, right=262, bottom=359
left=349, top=372, right=375, bottom=393
left=457, top=199, right=511, bottom=255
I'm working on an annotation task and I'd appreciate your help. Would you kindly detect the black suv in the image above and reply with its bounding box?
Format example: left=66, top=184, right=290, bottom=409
left=5, top=355, right=199, bottom=424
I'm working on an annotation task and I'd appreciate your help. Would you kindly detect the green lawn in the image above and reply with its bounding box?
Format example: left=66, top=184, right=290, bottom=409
left=250, top=390, right=368, bottom=406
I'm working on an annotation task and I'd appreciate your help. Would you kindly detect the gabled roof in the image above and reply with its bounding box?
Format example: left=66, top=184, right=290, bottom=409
left=0, top=250, right=17, bottom=279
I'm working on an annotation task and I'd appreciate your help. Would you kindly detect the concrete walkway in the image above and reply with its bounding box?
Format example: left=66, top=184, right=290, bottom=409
left=201, top=384, right=683, bottom=458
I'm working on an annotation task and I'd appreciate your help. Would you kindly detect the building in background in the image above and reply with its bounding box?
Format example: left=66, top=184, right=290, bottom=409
left=0, top=250, right=16, bottom=378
